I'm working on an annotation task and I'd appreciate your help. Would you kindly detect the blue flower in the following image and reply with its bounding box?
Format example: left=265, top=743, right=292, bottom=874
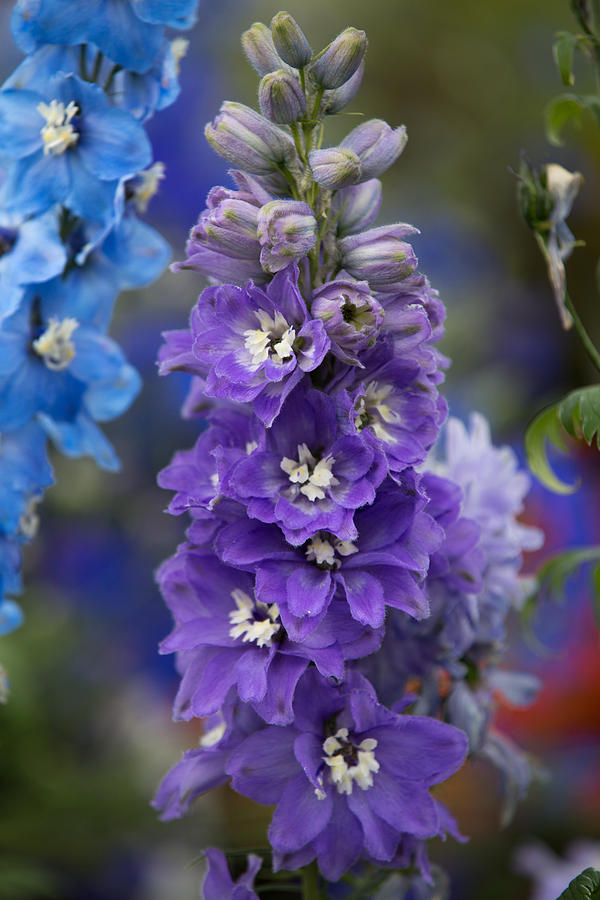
left=11, top=0, right=197, bottom=74
left=0, top=73, right=151, bottom=220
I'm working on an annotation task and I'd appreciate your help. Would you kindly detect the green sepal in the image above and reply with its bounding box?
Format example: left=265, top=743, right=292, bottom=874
left=558, top=384, right=600, bottom=445
left=556, top=868, right=600, bottom=899
left=527, top=546, right=600, bottom=606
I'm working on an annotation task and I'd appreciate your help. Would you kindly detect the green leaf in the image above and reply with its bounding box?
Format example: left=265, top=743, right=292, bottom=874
left=531, top=546, right=600, bottom=605
left=558, top=385, right=600, bottom=447
left=545, top=93, right=585, bottom=144
left=557, top=867, right=600, bottom=899
left=553, top=31, right=579, bottom=86
left=525, top=404, right=578, bottom=493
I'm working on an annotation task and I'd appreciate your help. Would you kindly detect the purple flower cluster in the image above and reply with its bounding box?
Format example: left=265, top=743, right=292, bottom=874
left=154, top=12, right=542, bottom=894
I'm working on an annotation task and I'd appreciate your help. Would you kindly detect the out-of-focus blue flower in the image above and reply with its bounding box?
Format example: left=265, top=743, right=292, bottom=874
left=0, top=421, right=53, bottom=538
left=0, top=293, right=140, bottom=470
left=11, top=0, right=197, bottom=74
left=0, top=73, right=151, bottom=220
left=0, top=205, right=66, bottom=321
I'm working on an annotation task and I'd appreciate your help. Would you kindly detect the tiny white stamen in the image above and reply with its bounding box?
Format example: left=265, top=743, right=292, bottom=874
left=305, top=534, right=336, bottom=567
left=131, top=162, right=165, bottom=213
left=246, top=441, right=258, bottom=455
left=200, top=719, right=226, bottom=748
left=322, top=728, right=379, bottom=795
left=334, top=539, right=359, bottom=557
left=33, top=317, right=78, bottom=370
left=38, top=100, right=79, bottom=156
left=228, top=589, right=280, bottom=648
left=170, top=37, right=189, bottom=74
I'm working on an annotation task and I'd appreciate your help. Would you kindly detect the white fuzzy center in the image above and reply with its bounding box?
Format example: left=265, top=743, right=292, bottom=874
left=38, top=100, right=79, bottom=156
left=319, top=728, right=379, bottom=796
left=244, top=309, right=296, bottom=367
left=305, top=532, right=358, bottom=568
left=33, top=317, right=78, bottom=370
left=228, top=588, right=280, bottom=648
left=280, top=443, right=338, bottom=502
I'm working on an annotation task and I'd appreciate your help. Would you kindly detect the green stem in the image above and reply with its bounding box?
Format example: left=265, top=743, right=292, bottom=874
left=91, top=50, right=104, bottom=84
left=103, top=63, right=122, bottom=93
left=301, top=861, right=322, bottom=900
left=564, top=290, right=600, bottom=374
left=78, top=44, right=88, bottom=81
left=290, top=122, right=308, bottom=165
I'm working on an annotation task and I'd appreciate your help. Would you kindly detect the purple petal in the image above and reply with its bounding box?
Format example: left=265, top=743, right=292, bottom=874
left=268, top=773, right=333, bottom=852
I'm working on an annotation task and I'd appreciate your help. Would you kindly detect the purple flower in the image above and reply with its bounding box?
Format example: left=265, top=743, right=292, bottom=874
left=311, top=277, right=384, bottom=364
left=214, top=474, right=442, bottom=636
left=258, top=70, right=306, bottom=124
left=308, top=147, right=362, bottom=190
left=257, top=200, right=317, bottom=274
left=339, top=224, right=418, bottom=288
left=157, top=544, right=382, bottom=724
left=189, top=265, right=329, bottom=426
left=226, top=669, right=468, bottom=881
left=172, top=183, right=265, bottom=286
left=309, top=27, right=367, bottom=90
left=225, top=387, right=386, bottom=545
left=336, top=343, right=445, bottom=473
left=202, top=849, right=261, bottom=900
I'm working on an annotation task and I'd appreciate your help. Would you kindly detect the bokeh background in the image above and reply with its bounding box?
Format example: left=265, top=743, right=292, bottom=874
left=1, top=0, right=600, bottom=897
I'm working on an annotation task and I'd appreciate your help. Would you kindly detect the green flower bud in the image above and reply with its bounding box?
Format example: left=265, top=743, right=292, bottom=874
left=259, top=70, right=306, bottom=124
left=310, top=27, right=367, bottom=90
left=270, top=12, right=312, bottom=68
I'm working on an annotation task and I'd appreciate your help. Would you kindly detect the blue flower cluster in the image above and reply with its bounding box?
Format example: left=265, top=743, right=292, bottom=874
left=0, top=0, right=198, bottom=640
left=153, top=13, right=543, bottom=895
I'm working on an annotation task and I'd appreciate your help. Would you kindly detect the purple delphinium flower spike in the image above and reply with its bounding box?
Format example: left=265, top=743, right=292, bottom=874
left=311, top=277, right=384, bottom=365
left=226, top=668, right=468, bottom=881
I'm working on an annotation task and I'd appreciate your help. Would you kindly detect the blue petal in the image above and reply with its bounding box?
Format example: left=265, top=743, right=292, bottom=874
left=3, top=208, right=66, bottom=287
left=40, top=260, right=119, bottom=332
left=11, top=0, right=99, bottom=53
left=79, top=106, right=152, bottom=180
left=84, top=363, right=141, bottom=422
left=64, top=152, right=119, bottom=222
left=2, top=45, right=81, bottom=93
left=0, top=89, right=44, bottom=159
left=0, top=599, right=24, bottom=635
left=102, top=215, right=170, bottom=288
left=88, top=2, right=163, bottom=73
left=134, top=0, right=198, bottom=28
left=3, top=150, right=70, bottom=217
left=39, top=412, right=120, bottom=471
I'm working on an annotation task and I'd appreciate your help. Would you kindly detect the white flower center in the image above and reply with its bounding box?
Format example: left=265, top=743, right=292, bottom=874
left=354, top=380, right=400, bottom=444
left=170, top=37, right=190, bottom=73
left=280, top=443, right=338, bottom=502
left=38, top=100, right=79, bottom=156
left=305, top=532, right=358, bottom=568
left=228, top=588, right=280, bottom=648
left=320, top=727, right=379, bottom=796
left=32, top=317, right=78, bottom=370
left=19, top=496, right=41, bottom=539
left=200, top=718, right=226, bottom=748
left=131, top=161, right=165, bottom=213
left=243, top=309, right=296, bottom=368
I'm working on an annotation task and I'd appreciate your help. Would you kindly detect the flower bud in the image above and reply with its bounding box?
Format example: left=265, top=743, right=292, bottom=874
left=341, top=119, right=407, bottom=180
left=338, top=224, right=418, bottom=288
left=241, top=22, right=287, bottom=76
left=271, top=12, right=312, bottom=68
left=311, top=278, right=384, bottom=364
left=322, top=61, right=364, bottom=114
left=205, top=101, right=296, bottom=175
left=332, top=179, right=382, bottom=236
left=310, top=27, right=367, bottom=90
left=257, top=199, right=318, bottom=273
left=259, top=69, right=306, bottom=124
left=171, top=186, right=265, bottom=285
left=308, top=147, right=361, bottom=189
